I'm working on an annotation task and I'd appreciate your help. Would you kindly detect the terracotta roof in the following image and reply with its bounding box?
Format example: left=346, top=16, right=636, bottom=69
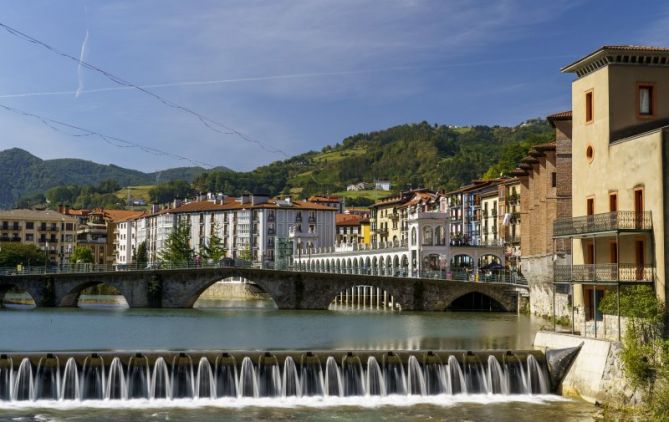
left=308, top=195, right=342, bottom=203
left=534, top=142, right=557, bottom=151
left=336, top=214, right=363, bottom=226
left=103, top=209, right=146, bottom=222
left=0, top=209, right=78, bottom=221
left=547, top=111, right=572, bottom=121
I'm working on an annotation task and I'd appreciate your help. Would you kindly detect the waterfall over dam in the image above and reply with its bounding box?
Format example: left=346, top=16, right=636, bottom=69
left=0, top=349, right=579, bottom=406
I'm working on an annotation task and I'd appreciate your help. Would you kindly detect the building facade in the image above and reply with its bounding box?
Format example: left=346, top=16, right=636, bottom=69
left=553, top=45, right=669, bottom=338
left=0, top=209, right=78, bottom=267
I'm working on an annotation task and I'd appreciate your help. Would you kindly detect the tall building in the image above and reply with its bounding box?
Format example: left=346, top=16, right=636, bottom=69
left=554, top=45, right=669, bottom=337
left=0, top=209, right=78, bottom=267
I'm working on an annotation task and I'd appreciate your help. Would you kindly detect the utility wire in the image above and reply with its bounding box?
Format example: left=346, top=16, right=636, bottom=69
left=0, top=102, right=216, bottom=168
left=0, top=21, right=289, bottom=158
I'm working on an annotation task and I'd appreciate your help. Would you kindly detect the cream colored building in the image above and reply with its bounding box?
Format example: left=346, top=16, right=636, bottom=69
left=554, top=45, right=669, bottom=337
left=0, top=209, right=78, bottom=267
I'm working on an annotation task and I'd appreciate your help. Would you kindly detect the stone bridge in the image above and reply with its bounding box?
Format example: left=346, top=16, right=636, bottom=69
left=0, top=268, right=525, bottom=312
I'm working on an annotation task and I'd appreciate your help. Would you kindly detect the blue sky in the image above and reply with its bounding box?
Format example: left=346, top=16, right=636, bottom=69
left=0, top=0, right=667, bottom=172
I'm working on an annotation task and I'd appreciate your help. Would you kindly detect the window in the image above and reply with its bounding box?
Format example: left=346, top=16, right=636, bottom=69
left=609, top=193, right=618, bottom=212
left=26, top=222, right=34, bottom=229
left=585, top=90, right=594, bottom=123
left=638, top=83, right=655, bottom=117
left=551, top=172, right=557, bottom=188
left=587, top=198, right=594, bottom=216
left=586, top=145, right=594, bottom=162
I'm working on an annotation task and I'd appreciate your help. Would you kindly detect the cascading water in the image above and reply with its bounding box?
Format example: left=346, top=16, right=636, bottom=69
left=257, top=353, right=281, bottom=397
left=282, top=356, right=300, bottom=397
left=503, top=352, right=529, bottom=394
left=171, top=353, right=194, bottom=399
left=341, top=353, right=364, bottom=396
left=127, top=354, right=150, bottom=399
left=196, top=356, right=216, bottom=399
left=239, top=357, right=258, bottom=398
left=324, top=356, right=343, bottom=397
left=151, top=357, right=171, bottom=399
left=12, top=358, right=33, bottom=401
left=81, top=354, right=105, bottom=400
left=0, top=350, right=559, bottom=404
left=300, top=352, right=324, bottom=397
left=35, top=354, right=60, bottom=400
left=382, top=352, right=407, bottom=395
left=366, top=356, right=386, bottom=396
left=463, top=352, right=487, bottom=394
left=422, top=352, right=444, bottom=395
left=407, top=355, right=426, bottom=396
left=105, top=357, right=127, bottom=400
left=215, top=354, right=238, bottom=398
left=0, top=355, right=13, bottom=401
left=487, top=355, right=507, bottom=394
left=526, top=355, right=549, bottom=394
left=447, top=355, right=467, bottom=394
left=60, top=357, right=79, bottom=400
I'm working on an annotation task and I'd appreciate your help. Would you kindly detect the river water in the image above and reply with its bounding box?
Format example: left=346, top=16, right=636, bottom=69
left=0, top=304, right=598, bottom=420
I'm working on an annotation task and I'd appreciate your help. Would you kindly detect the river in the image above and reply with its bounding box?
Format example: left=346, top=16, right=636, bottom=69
left=0, top=304, right=598, bottom=420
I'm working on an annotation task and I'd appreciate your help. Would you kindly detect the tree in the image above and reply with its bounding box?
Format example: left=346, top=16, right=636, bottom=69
left=135, top=241, right=148, bottom=267
left=201, top=225, right=226, bottom=262
left=159, top=221, right=194, bottom=266
left=69, top=246, right=94, bottom=264
left=0, top=243, right=47, bottom=267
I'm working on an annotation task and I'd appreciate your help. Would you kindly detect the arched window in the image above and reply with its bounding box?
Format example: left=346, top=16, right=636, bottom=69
left=411, top=227, right=417, bottom=245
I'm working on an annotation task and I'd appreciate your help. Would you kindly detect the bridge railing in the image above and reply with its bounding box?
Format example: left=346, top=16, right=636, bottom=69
left=0, top=260, right=528, bottom=286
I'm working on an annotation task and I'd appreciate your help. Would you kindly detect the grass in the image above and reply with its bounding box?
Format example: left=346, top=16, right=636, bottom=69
left=312, top=145, right=367, bottom=163
left=114, top=185, right=155, bottom=203
left=451, top=127, right=472, bottom=134
left=333, top=189, right=395, bottom=201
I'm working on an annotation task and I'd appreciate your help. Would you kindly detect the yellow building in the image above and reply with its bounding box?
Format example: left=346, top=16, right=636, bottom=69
left=554, top=45, right=669, bottom=337
left=0, top=209, right=78, bottom=267
left=360, top=217, right=371, bottom=245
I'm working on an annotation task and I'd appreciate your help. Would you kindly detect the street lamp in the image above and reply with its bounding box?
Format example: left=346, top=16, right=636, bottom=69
left=44, top=241, right=49, bottom=274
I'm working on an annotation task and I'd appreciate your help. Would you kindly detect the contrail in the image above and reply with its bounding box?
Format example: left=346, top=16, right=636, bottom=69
left=0, top=54, right=575, bottom=99
left=75, top=29, right=89, bottom=98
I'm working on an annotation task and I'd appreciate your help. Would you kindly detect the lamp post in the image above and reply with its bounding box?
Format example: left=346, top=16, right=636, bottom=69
left=44, top=241, right=49, bottom=274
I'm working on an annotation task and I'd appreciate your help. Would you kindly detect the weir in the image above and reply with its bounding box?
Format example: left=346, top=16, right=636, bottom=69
left=0, top=348, right=579, bottom=403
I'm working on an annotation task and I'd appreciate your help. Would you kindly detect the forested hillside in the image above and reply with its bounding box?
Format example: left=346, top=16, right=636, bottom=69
left=0, top=148, right=227, bottom=208
left=4, top=118, right=553, bottom=209
left=193, top=119, right=554, bottom=197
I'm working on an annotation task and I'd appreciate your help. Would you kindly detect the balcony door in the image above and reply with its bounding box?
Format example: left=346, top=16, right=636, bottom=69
left=634, top=188, right=644, bottom=229
left=635, top=240, right=645, bottom=280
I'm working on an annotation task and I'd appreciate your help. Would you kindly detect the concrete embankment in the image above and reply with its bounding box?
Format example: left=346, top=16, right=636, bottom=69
left=534, top=331, right=639, bottom=404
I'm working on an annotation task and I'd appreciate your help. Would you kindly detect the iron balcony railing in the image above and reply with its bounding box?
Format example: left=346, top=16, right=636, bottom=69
left=554, top=264, right=655, bottom=283
left=553, top=211, right=653, bottom=237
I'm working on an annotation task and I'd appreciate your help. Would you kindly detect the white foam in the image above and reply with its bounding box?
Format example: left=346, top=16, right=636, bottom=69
left=0, top=394, right=570, bottom=411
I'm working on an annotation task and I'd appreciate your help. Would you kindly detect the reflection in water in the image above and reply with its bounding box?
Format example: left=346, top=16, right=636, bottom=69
left=0, top=304, right=543, bottom=352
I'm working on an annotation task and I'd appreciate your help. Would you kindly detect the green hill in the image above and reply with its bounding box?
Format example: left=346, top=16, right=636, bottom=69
left=2, top=118, right=554, bottom=208
left=193, top=119, right=554, bottom=197
left=0, top=148, right=227, bottom=208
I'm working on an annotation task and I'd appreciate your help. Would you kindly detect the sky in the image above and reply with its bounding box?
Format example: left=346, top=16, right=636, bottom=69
left=0, top=0, right=668, bottom=172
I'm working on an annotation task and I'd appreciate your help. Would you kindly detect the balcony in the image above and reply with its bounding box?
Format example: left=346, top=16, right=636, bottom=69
left=553, top=211, right=653, bottom=237
left=555, top=264, right=655, bottom=284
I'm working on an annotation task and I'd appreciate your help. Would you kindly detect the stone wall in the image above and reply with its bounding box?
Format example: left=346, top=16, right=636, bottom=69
left=523, top=253, right=570, bottom=319
left=534, top=331, right=641, bottom=404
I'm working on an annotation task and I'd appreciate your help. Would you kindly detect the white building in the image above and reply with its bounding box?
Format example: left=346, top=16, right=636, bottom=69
left=114, top=195, right=337, bottom=266
left=375, top=180, right=391, bottom=191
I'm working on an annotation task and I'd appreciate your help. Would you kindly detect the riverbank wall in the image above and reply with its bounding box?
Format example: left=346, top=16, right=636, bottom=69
left=523, top=254, right=570, bottom=320
left=533, top=331, right=640, bottom=404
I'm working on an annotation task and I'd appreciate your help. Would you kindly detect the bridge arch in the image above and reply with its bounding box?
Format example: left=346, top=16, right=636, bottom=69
left=0, top=284, right=37, bottom=309
left=446, top=291, right=507, bottom=312
left=59, top=281, right=130, bottom=308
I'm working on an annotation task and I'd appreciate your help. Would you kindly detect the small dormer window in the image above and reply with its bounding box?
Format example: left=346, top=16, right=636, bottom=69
left=638, top=83, right=654, bottom=117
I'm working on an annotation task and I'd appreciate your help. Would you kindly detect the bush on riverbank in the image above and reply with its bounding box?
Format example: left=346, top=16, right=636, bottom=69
left=599, top=285, right=669, bottom=419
